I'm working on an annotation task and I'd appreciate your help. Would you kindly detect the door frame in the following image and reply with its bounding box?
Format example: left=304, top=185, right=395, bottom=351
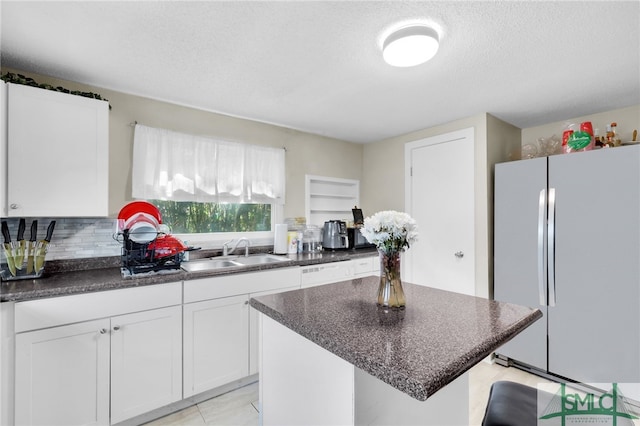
left=404, top=127, right=475, bottom=290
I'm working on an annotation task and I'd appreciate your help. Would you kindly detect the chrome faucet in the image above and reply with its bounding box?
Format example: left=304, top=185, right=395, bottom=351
left=223, top=238, right=251, bottom=257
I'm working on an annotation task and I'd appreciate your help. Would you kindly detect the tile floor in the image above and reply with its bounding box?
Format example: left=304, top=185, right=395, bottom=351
left=145, top=361, right=553, bottom=425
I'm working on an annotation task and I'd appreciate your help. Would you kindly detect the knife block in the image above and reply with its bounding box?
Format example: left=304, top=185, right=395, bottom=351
left=0, top=244, right=47, bottom=281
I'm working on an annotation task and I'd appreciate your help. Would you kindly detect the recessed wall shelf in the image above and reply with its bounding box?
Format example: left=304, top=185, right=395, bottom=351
left=305, top=175, right=360, bottom=227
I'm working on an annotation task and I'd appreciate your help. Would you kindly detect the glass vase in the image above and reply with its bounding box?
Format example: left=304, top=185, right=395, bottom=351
left=377, top=250, right=405, bottom=309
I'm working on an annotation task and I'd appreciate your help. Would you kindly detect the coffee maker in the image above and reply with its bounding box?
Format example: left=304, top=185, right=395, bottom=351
left=347, top=206, right=375, bottom=249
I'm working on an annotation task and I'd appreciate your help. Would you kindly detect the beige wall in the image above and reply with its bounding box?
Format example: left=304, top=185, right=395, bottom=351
left=362, top=113, right=521, bottom=298
left=7, top=67, right=635, bottom=292
left=362, top=113, right=488, bottom=212
left=522, top=104, right=639, bottom=147
left=2, top=68, right=363, bottom=219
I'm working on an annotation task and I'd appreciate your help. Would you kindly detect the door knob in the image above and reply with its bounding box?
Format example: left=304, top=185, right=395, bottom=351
left=113, top=325, right=120, bottom=332
left=454, top=251, right=464, bottom=258
left=99, top=328, right=108, bottom=334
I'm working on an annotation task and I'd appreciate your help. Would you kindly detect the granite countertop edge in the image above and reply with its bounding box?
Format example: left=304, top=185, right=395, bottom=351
left=413, top=308, right=544, bottom=399
left=0, top=248, right=378, bottom=302
left=250, top=287, right=543, bottom=402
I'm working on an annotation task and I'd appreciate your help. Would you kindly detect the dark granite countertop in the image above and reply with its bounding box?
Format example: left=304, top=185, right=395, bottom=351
left=250, top=277, right=542, bottom=401
left=0, top=248, right=378, bottom=302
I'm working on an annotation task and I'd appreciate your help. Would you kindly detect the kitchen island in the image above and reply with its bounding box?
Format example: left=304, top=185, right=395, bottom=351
left=250, top=276, right=542, bottom=425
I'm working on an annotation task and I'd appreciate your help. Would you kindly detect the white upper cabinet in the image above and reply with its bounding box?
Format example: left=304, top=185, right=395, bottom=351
left=6, top=83, right=109, bottom=217
left=0, top=81, right=7, bottom=217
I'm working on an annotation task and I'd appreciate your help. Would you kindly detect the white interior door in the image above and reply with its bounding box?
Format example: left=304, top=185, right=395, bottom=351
left=405, top=128, right=475, bottom=295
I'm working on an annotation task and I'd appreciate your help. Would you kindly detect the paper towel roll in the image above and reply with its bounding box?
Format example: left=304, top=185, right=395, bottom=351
left=273, top=224, right=288, bottom=254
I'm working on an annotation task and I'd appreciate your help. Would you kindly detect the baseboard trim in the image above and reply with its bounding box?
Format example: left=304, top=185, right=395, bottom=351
left=113, top=374, right=259, bottom=426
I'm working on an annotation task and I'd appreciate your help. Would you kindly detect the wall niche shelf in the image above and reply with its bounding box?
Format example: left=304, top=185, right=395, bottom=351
left=305, top=175, right=360, bottom=227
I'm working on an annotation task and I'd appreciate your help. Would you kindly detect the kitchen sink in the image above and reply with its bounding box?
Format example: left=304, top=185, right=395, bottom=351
left=180, top=258, right=243, bottom=273
left=180, top=254, right=291, bottom=273
left=234, top=254, right=293, bottom=266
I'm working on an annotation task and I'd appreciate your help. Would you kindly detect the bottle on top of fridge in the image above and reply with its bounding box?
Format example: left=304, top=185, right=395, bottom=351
left=610, top=122, right=621, bottom=146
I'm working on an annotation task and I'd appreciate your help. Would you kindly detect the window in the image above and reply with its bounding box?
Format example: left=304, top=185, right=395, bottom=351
left=153, top=200, right=271, bottom=233
left=131, top=124, right=285, bottom=243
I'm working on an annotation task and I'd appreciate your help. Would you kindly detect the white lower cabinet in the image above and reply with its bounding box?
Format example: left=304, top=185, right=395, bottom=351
left=13, top=282, right=182, bottom=426
left=110, top=306, right=182, bottom=424
left=15, top=318, right=111, bottom=426
left=8, top=261, right=376, bottom=424
left=352, top=255, right=379, bottom=278
left=183, top=267, right=300, bottom=397
left=183, top=295, right=249, bottom=398
left=300, top=260, right=355, bottom=288
left=300, top=255, right=378, bottom=288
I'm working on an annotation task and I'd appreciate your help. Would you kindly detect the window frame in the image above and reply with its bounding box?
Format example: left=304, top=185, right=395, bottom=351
left=169, top=203, right=282, bottom=249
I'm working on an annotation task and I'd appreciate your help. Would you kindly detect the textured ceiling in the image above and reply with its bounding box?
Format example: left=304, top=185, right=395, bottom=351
left=1, top=1, right=639, bottom=143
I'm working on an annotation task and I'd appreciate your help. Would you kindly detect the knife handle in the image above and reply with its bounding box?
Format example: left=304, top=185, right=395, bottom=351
left=1, top=221, right=10, bottom=244
left=17, top=219, right=26, bottom=241
left=30, top=220, right=38, bottom=242
left=45, top=221, right=56, bottom=242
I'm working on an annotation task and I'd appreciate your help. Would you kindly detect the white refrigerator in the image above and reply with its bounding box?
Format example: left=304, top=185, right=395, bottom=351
left=494, top=145, right=640, bottom=386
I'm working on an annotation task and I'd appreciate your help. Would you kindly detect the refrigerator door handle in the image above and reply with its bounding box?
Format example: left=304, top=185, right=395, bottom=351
left=548, top=187, right=557, bottom=307
left=537, top=188, right=547, bottom=306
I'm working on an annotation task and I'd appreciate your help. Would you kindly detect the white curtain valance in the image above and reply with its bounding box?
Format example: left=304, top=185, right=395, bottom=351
left=132, top=124, right=285, bottom=204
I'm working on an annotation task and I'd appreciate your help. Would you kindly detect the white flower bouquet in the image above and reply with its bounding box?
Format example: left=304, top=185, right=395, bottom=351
left=359, top=210, right=418, bottom=255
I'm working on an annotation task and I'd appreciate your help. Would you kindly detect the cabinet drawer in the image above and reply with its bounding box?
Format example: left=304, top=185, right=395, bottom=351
left=300, top=261, right=353, bottom=288
left=15, top=282, right=182, bottom=333
left=353, top=256, right=376, bottom=275
left=184, top=267, right=299, bottom=303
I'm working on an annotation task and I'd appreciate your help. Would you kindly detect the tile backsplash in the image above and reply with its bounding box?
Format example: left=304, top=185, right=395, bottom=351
left=1, top=217, right=121, bottom=260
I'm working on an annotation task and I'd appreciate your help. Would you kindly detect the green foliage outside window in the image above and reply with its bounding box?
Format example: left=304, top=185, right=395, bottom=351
left=152, top=201, right=271, bottom=234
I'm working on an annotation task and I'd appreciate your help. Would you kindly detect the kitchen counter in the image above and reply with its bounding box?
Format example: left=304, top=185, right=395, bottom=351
left=251, top=276, right=542, bottom=401
left=251, top=277, right=542, bottom=425
left=0, top=248, right=377, bottom=302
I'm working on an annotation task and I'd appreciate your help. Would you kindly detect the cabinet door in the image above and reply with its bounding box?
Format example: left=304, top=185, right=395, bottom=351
left=548, top=146, right=640, bottom=383
left=110, top=306, right=182, bottom=424
left=183, top=295, right=249, bottom=397
left=15, top=319, right=110, bottom=426
left=0, top=81, right=7, bottom=217
left=7, top=83, right=108, bottom=217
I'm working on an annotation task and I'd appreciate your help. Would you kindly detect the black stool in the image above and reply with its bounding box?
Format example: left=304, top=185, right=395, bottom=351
left=481, top=381, right=539, bottom=426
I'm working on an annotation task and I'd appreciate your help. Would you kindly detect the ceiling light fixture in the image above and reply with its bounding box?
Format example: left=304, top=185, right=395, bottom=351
left=382, top=25, right=440, bottom=67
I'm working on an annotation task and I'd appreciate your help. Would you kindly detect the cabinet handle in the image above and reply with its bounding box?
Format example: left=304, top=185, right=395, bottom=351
left=113, top=325, right=120, bottom=332
left=99, top=328, right=108, bottom=334
left=9, top=204, right=19, bottom=210
left=244, top=301, right=249, bottom=305
left=454, top=251, right=464, bottom=258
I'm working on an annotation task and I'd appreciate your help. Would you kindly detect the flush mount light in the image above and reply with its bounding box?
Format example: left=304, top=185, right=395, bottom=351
left=382, top=25, right=440, bottom=67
